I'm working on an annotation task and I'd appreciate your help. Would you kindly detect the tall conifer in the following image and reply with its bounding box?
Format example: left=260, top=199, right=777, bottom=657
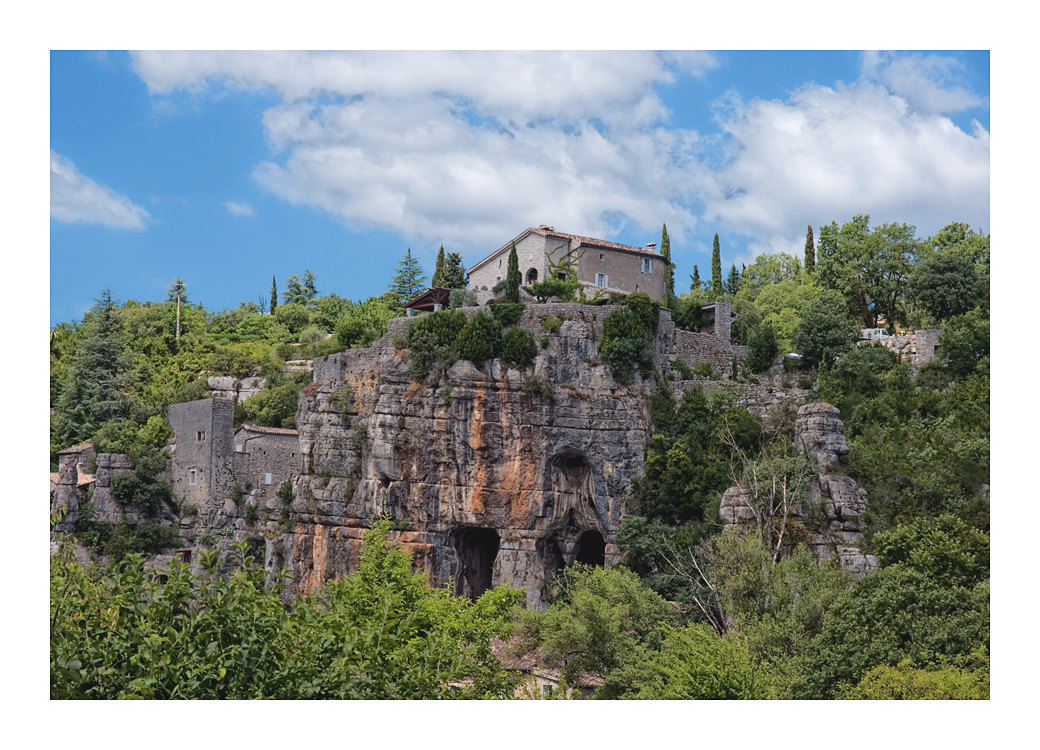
left=505, top=242, right=522, bottom=303
left=804, top=224, right=816, bottom=277
left=270, top=276, right=278, bottom=314
left=691, top=264, right=701, bottom=292
left=712, top=233, right=723, bottom=300
left=432, top=245, right=446, bottom=287
left=725, top=263, right=741, bottom=296
left=389, top=249, right=427, bottom=306
left=442, top=252, right=467, bottom=289
left=661, top=223, right=675, bottom=307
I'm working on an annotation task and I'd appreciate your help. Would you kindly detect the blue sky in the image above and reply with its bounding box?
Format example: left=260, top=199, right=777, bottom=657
left=50, top=50, right=990, bottom=325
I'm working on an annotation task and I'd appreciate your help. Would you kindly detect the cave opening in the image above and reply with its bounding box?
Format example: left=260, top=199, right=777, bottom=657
left=451, top=527, right=500, bottom=601
left=574, top=530, right=606, bottom=568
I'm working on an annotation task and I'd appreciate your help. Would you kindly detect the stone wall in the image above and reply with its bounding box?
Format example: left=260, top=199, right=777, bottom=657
left=232, top=426, right=302, bottom=503
left=207, top=375, right=267, bottom=404
left=672, top=330, right=749, bottom=377
left=169, top=398, right=236, bottom=509
left=856, top=328, right=940, bottom=367
left=89, top=453, right=134, bottom=524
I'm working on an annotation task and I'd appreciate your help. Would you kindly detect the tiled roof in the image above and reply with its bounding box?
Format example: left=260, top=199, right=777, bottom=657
left=77, top=473, right=96, bottom=486
left=541, top=228, right=660, bottom=257
left=240, top=423, right=299, bottom=436
left=57, top=442, right=94, bottom=454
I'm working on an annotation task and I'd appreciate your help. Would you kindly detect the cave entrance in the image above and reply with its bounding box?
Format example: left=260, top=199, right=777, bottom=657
left=574, top=530, right=606, bottom=567
left=451, top=527, right=500, bottom=601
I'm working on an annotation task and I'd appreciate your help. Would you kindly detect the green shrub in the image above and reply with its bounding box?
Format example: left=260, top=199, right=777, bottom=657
left=277, top=480, right=294, bottom=505
left=747, top=321, right=779, bottom=373
left=244, top=503, right=259, bottom=524
left=489, top=303, right=525, bottom=328
left=525, top=279, right=575, bottom=303
left=231, top=484, right=245, bottom=506
left=672, top=360, right=694, bottom=380
left=540, top=315, right=563, bottom=334
left=500, top=327, right=537, bottom=368
left=298, top=325, right=328, bottom=345
left=522, top=376, right=553, bottom=400
left=449, top=288, right=478, bottom=308
left=112, top=453, right=174, bottom=518
left=456, top=312, right=501, bottom=364
left=406, top=309, right=468, bottom=380
left=598, top=302, right=656, bottom=383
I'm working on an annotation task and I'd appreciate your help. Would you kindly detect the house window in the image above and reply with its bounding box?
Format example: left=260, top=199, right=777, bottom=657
left=498, top=258, right=502, bottom=268
left=635, top=284, right=640, bottom=292
left=641, top=258, right=653, bottom=274
left=600, top=253, right=604, bottom=260
left=495, top=275, right=502, bottom=284
left=528, top=252, right=534, bottom=261
left=189, top=469, right=197, bottom=485
left=265, top=473, right=273, bottom=485
left=236, top=444, right=243, bottom=453
left=196, top=431, right=206, bottom=442
left=596, top=273, right=608, bottom=288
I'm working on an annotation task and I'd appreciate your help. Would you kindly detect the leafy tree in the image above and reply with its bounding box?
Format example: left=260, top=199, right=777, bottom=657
left=449, top=288, right=478, bottom=308
left=737, top=252, right=803, bottom=301
left=283, top=274, right=307, bottom=306
left=816, top=215, right=924, bottom=330
left=841, top=658, right=989, bottom=700
left=524, top=278, right=576, bottom=303
left=270, top=275, right=278, bottom=314
left=724, top=263, right=740, bottom=297
left=442, top=251, right=468, bottom=289
left=752, top=278, right=819, bottom=353
left=504, top=242, right=522, bottom=303
left=711, top=233, right=723, bottom=300
left=630, top=624, right=763, bottom=699
left=274, top=302, right=311, bottom=334
left=790, top=292, right=858, bottom=365
left=937, top=307, right=989, bottom=379
left=690, top=264, right=701, bottom=293
left=309, top=293, right=352, bottom=332
left=56, top=289, right=127, bottom=446
left=803, top=224, right=815, bottom=276
left=111, top=452, right=174, bottom=518
left=661, top=223, right=675, bottom=307
left=792, top=566, right=989, bottom=699
left=873, top=515, right=989, bottom=588
left=516, top=565, right=677, bottom=699
left=242, top=372, right=311, bottom=428
left=747, top=321, right=778, bottom=373
left=910, top=252, right=981, bottom=322
left=389, top=249, right=427, bottom=307
left=334, top=297, right=396, bottom=349
left=598, top=295, right=658, bottom=383
left=431, top=244, right=447, bottom=288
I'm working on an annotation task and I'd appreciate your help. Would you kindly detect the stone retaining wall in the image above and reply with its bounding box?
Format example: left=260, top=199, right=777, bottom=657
left=856, top=328, right=940, bottom=366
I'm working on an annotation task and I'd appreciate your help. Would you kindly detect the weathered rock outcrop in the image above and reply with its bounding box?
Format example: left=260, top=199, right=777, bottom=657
left=720, top=401, right=877, bottom=575
left=277, top=306, right=660, bottom=608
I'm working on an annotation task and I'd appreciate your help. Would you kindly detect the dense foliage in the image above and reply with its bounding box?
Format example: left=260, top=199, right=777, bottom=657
left=51, top=522, right=523, bottom=699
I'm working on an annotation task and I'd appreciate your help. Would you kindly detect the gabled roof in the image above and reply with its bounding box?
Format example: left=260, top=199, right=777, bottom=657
left=404, top=287, right=452, bottom=310
left=469, top=226, right=659, bottom=275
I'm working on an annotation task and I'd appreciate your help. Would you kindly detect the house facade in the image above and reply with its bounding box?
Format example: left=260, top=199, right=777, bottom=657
left=467, top=225, right=667, bottom=304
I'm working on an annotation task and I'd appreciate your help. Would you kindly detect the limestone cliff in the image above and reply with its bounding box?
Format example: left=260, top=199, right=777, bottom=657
left=277, top=305, right=659, bottom=608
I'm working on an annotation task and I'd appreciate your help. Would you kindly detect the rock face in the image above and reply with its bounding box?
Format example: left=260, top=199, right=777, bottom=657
left=794, top=402, right=849, bottom=469
left=721, top=401, right=877, bottom=576
left=278, top=306, right=660, bottom=608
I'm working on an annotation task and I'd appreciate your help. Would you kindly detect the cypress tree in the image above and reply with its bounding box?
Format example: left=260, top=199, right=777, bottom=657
left=725, top=263, right=741, bottom=296
left=804, top=224, right=816, bottom=277
left=505, top=242, right=522, bottom=303
left=442, top=252, right=468, bottom=289
left=711, top=233, right=723, bottom=300
left=389, top=249, right=428, bottom=306
left=270, top=276, right=278, bottom=314
left=691, top=264, right=701, bottom=292
left=431, top=245, right=446, bottom=288
left=661, top=223, right=674, bottom=307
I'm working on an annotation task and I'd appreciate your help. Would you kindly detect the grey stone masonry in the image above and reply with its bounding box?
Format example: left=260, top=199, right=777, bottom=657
left=856, top=328, right=940, bottom=367
left=169, top=398, right=236, bottom=509
left=232, top=425, right=302, bottom=505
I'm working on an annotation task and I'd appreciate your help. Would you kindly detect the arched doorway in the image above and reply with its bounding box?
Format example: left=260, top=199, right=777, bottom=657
left=526, top=268, right=538, bottom=284
left=450, top=527, right=500, bottom=601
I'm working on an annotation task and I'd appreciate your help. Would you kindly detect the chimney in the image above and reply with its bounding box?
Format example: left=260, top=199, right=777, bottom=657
left=645, top=242, right=657, bottom=252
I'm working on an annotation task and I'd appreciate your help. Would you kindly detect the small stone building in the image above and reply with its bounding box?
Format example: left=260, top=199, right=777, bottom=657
left=467, top=225, right=666, bottom=303
left=168, top=397, right=300, bottom=507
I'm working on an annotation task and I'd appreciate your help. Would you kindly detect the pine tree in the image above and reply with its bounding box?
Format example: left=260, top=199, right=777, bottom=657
left=389, top=248, right=428, bottom=306
left=56, top=289, right=126, bottom=446
left=442, top=252, right=468, bottom=289
left=691, top=264, right=701, bottom=292
left=804, top=224, right=816, bottom=277
left=270, top=276, right=278, bottom=314
left=712, top=233, right=723, bottom=300
left=283, top=275, right=307, bottom=305
left=303, top=269, right=319, bottom=301
left=505, top=242, right=522, bottom=303
left=725, top=263, right=741, bottom=296
left=166, top=277, right=189, bottom=305
left=661, top=224, right=675, bottom=307
left=431, top=245, right=447, bottom=288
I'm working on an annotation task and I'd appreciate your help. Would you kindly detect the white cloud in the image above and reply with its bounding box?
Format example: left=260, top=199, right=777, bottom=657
left=129, top=51, right=988, bottom=259
left=50, top=150, right=150, bottom=230
left=224, top=200, right=255, bottom=217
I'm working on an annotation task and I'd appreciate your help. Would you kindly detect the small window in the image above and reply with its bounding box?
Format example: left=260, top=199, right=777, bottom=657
left=635, top=284, right=640, bottom=292
left=495, top=275, right=502, bottom=284
left=236, top=444, right=243, bottom=452
left=596, top=273, right=608, bottom=288
left=179, top=550, right=191, bottom=564
left=528, top=252, right=534, bottom=261
left=196, top=431, right=206, bottom=442
left=189, top=469, right=197, bottom=485
left=600, top=253, right=604, bottom=260
left=265, top=473, right=273, bottom=485
left=498, top=258, right=502, bottom=267
left=641, top=258, right=653, bottom=274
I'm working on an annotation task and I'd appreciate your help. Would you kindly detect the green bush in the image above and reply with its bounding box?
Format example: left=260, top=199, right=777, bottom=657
left=524, top=279, right=575, bottom=303
left=456, top=312, right=501, bottom=364
left=671, top=360, right=694, bottom=380
left=522, top=376, right=553, bottom=400
left=277, top=479, right=295, bottom=505
left=449, top=288, right=478, bottom=308
left=231, top=484, right=245, bottom=506
left=791, top=296, right=858, bottom=365
left=747, top=321, right=779, bottom=373
left=500, top=327, right=537, bottom=368
left=112, top=452, right=174, bottom=518
left=489, top=303, right=525, bottom=328
left=244, top=503, right=259, bottom=524
left=599, top=303, right=656, bottom=383
left=298, top=325, right=328, bottom=345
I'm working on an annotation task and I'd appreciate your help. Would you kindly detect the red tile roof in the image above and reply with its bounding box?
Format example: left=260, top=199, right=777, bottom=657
left=540, top=228, right=660, bottom=257
left=239, top=423, right=299, bottom=436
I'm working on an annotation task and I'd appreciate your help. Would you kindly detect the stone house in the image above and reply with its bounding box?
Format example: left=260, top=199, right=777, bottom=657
left=466, top=225, right=667, bottom=303
left=168, top=397, right=300, bottom=507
